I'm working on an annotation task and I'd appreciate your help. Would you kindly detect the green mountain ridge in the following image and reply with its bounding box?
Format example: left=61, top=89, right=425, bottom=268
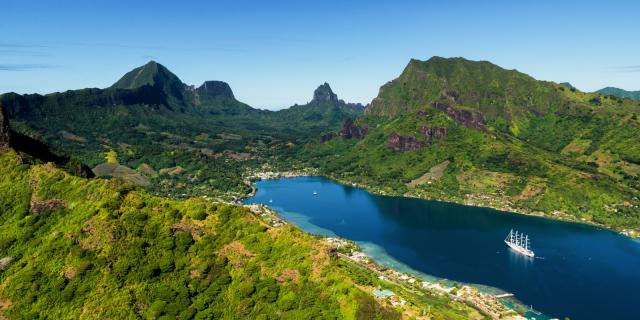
left=0, top=62, right=363, bottom=198
left=300, top=56, right=640, bottom=233
left=597, top=86, right=640, bottom=100
left=2, top=57, right=640, bottom=233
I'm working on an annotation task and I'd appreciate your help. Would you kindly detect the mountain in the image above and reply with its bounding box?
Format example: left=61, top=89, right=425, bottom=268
left=312, top=82, right=338, bottom=103
left=271, top=83, right=364, bottom=134
left=597, top=86, right=640, bottom=100
left=195, top=80, right=235, bottom=99
left=0, top=62, right=363, bottom=198
left=367, top=56, right=564, bottom=123
left=112, top=61, right=180, bottom=90
left=301, top=56, right=640, bottom=233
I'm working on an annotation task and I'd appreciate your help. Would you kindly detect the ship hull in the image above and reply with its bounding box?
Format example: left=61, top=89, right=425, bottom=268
left=504, top=240, right=535, bottom=257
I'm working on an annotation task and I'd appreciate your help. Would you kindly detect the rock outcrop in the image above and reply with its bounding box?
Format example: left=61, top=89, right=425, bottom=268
left=0, top=105, right=11, bottom=149
left=312, top=83, right=339, bottom=103
left=387, top=133, right=423, bottom=152
left=339, top=118, right=368, bottom=139
left=0, top=105, right=10, bottom=149
left=30, top=199, right=66, bottom=215
left=433, top=102, right=487, bottom=131
left=310, top=82, right=365, bottom=110
left=196, top=81, right=235, bottom=99
left=420, top=126, right=448, bottom=143
left=387, top=126, right=448, bottom=152
left=319, top=132, right=335, bottom=143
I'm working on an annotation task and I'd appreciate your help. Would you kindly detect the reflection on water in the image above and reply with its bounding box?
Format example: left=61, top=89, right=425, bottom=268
left=245, top=177, right=640, bottom=320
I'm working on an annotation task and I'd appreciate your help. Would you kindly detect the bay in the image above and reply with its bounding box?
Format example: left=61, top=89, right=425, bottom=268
left=244, top=176, right=640, bottom=320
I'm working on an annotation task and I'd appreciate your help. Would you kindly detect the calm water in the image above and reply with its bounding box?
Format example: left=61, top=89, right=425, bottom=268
left=244, top=177, right=640, bottom=320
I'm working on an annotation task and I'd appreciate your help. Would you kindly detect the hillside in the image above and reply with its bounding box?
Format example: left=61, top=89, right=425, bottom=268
left=597, top=87, right=640, bottom=100
left=0, top=144, right=487, bottom=319
left=0, top=62, right=363, bottom=199
left=300, top=57, right=640, bottom=233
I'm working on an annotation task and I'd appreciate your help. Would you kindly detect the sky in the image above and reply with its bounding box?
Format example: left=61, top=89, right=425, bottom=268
left=2, top=0, right=639, bottom=109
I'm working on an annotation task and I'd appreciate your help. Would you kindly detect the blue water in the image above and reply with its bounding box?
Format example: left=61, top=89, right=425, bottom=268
left=244, top=177, right=640, bottom=320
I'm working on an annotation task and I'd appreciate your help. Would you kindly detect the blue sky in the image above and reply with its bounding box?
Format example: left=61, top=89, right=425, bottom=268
left=2, top=0, right=639, bottom=109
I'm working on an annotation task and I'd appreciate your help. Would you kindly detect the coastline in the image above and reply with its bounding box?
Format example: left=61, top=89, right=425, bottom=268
left=322, top=173, right=640, bottom=239
left=239, top=169, right=638, bottom=238
left=240, top=174, right=561, bottom=319
left=241, top=200, right=544, bottom=320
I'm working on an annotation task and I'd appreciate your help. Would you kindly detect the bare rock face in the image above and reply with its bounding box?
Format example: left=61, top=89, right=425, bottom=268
left=388, top=126, right=448, bottom=152
left=312, top=83, right=339, bottom=103
left=0, top=256, right=12, bottom=270
left=433, top=102, right=487, bottom=131
left=319, top=132, right=335, bottom=143
left=30, top=199, right=66, bottom=215
left=196, top=81, right=235, bottom=99
left=0, top=105, right=10, bottom=149
left=420, top=126, right=448, bottom=143
left=387, top=133, right=423, bottom=152
left=339, top=118, right=368, bottom=139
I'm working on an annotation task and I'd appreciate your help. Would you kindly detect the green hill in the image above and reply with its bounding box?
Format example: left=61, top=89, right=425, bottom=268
left=300, top=57, right=640, bottom=233
left=0, top=143, right=485, bottom=319
left=597, top=87, right=640, bottom=100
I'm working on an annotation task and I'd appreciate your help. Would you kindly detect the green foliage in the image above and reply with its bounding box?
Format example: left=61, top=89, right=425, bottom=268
left=293, top=57, right=640, bottom=231
left=596, top=87, right=640, bottom=100
left=0, top=62, right=362, bottom=200
left=0, top=151, right=424, bottom=319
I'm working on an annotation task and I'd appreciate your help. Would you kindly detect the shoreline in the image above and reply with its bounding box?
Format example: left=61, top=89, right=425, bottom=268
left=323, top=174, right=640, bottom=239
left=240, top=175, right=560, bottom=319
left=242, top=201, right=543, bottom=319
left=239, top=170, right=638, bottom=238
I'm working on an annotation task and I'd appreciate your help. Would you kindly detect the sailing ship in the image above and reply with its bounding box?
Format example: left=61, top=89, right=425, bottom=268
left=504, top=229, right=534, bottom=257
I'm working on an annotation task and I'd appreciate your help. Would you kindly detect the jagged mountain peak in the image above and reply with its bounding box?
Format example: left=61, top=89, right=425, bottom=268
left=312, top=82, right=338, bottom=103
left=196, top=80, right=235, bottom=99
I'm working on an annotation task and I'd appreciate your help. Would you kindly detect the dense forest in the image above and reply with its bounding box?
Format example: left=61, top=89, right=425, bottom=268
left=0, top=147, right=484, bottom=319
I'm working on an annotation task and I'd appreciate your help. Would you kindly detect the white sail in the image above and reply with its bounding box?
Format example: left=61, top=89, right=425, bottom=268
left=504, top=229, right=534, bottom=257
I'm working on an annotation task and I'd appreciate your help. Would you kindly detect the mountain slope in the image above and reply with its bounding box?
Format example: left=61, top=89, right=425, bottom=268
left=597, top=87, right=640, bottom=100
left=111, top=61, right=182, bottom=91
left=299, top=57, right=640, bottom=233
left=0, top=146, right=483, bottom=319
left=368, top=57, right=640, bottom=154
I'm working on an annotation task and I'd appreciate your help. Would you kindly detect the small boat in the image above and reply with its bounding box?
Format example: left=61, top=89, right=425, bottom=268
left=504, top=229, right=534, bottom=257
left=268, top=199, right=273, bottom=203
left=313, top=191, right=318, bottom=195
